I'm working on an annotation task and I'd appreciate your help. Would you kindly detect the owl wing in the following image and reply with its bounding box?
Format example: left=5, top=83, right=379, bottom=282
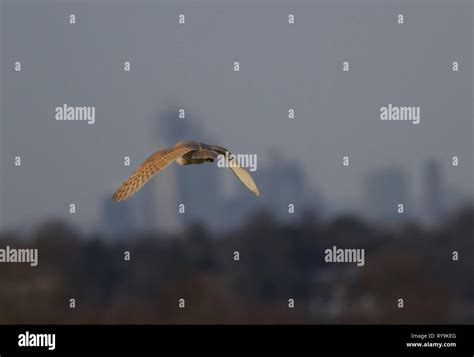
left=112, top=142, right=197, bottom=202
left=206, top=144, right=260, bottom=196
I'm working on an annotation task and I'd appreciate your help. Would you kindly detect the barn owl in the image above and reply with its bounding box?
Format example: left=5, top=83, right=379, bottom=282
left=112, top=140, right=260, bottom=202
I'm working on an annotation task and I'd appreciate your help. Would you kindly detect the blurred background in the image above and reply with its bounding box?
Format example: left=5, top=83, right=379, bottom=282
left=0, top=0, right=472, bottom=323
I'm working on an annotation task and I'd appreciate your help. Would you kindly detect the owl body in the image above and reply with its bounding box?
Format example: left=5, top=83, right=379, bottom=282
left=112, top=140, right=259, bottom=202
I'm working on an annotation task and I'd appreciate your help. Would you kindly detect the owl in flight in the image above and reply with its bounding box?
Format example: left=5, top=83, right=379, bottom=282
left=112, top=140, right=260, bottom=202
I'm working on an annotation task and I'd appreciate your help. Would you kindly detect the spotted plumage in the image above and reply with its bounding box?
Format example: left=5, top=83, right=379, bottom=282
left=112, top=140, right=259, bottom=202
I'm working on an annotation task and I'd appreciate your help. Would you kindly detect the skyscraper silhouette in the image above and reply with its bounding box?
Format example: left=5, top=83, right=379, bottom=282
left=423, top=159, right=445, bottom=222
left=149, top=107, right=227, bottom=230
left=364, top=166, right=411, bottom=222
left=102, top=193, right=136, bottom=237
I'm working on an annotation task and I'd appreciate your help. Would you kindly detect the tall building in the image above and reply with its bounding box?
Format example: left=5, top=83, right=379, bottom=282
left=255, top=151, right=324, bottom=222
left=149, top=107, right=227, bottom=230
left=102, top=193, right=136, bottom=237
left=131, top=179, right=160, bottom=232
left=363, top=166, right=411, bottom=222
left=423, top=159, right=444, bottom=221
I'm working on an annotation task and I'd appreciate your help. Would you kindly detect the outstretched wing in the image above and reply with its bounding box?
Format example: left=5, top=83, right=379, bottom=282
left=112, top=142, right=197, bottom=202
left=206, top=144, right=260, bottom=196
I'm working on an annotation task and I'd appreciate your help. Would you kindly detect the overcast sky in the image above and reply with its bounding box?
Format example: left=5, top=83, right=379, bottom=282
left=1, top=0, right=472, bottom=231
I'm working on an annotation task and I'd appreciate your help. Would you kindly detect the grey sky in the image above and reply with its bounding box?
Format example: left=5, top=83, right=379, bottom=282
left=1, top=1, right=472, bottom=231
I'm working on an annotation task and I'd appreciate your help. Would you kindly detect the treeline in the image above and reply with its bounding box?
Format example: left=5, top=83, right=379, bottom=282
left=0, top=206, right=472, bottom=324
